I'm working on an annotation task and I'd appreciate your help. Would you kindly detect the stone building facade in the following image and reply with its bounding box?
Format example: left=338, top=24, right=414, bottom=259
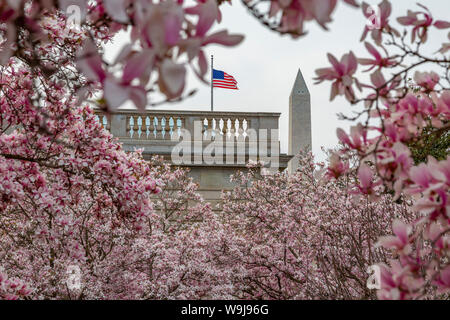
left=96, top=69, right=311, bottom=204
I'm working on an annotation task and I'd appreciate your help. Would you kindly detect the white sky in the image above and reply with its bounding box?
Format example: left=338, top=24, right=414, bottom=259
left=104, top=0, right=449, bottom=161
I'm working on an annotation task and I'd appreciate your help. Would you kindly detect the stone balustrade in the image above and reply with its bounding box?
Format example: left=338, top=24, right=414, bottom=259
left=94, top=109, right=282, bottom=164
left=95, top=109, right=280, bottom=141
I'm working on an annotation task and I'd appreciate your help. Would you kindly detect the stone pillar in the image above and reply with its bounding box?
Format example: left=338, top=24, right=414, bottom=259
left=109, top=114, right=127, bottom=137
left=288, top=68, right=311, bottom=173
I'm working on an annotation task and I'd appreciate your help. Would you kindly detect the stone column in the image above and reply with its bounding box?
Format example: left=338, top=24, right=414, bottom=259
left=109, top=113, right=127, bottom=138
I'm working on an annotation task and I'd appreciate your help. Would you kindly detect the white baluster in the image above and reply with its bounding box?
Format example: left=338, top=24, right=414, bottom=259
left=145, top=116, right=150, bottom=138
left=129, top=116, right=134, bottom=138
left=137, top=116, right=142, bottom=138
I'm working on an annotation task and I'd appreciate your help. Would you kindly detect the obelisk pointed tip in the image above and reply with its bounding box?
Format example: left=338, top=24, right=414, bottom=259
left=290, top=68, right=310, bottom=97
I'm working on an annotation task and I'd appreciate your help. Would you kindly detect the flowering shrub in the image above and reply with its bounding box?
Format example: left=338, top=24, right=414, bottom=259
left=0, top=53, right=231, bottom=299
left=0, top=268, right=32, bottom=300
left=0, top=62, right=158, bottom=298
left=219, top=151, right=417, bottom=299
left=0, top=126, right=231, bottom=299
left=314, top=1, right=450, bottom=299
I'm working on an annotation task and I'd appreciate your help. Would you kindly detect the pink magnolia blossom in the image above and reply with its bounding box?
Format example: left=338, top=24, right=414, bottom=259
left=242, top=0, right=358, bottom=38
left=356, top=163, right=380, bottom=195
left=185, top=0, right=222, bottom=37
left=358, top=42, right=396, bottom=72
left=326, top=152, right=349, bottom=179
left=433, top=266, right=450, bottom=294
left=314, top=51, right=359, bottom=101
left=360, top=0, right=398, bottom=45
left=397, top=4, right=450, bottom=43
left=376, top=261, right=423, bottom=300
left=377, top=219, right=412, bottom=255
left=336, top=124, right=367, bottom=151
left=413, top=71, right=439, bottom=92
left=0, top=60, right=236, bottom=299
left=0, top=269, right=32, bottom=300
left=317, top=1, right=450, bottom=299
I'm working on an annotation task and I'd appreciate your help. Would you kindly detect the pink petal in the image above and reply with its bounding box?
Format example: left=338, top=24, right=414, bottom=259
left=330, top=81, right=339, bottom=100
left=114, top=43, right=134, bottom=64
left=128, top=86, right=148, bottom=111
left=122, top=50, right=154, bottom=84
left=164, top=9, right=183, bottom=45
left=345, top=51, right=358, bottom=74
left=159, top=59, right=186, bottom=97
left=364, top=42, right=381, bottom=60
left=392, top=219, right=410, bottom=244
left=314, top=67, right=337, bottom=81
left=336, top=128, right=351, bottom=146
left=309, top=0, right=337, bottom=28
left=6, top=0, right=22, bottom=10
left=379, top=263, right=396, bottom=288
left=327, top=53, right=343, bottom=74
left=370, top=69, right=385, bottom=88
left=191, top=0, right=219, bottom=37
left=409, top=163, right=432, bottom=188
left=103, top=0, right=129, bottom=23
left=269, top=1, right=281, bottom=17
left=202, top=30, right=244, bottom=47
left=358, top=163, right=373, bottom=189
left=397, top=11, right=417, bottom=26
left=434, top=20, right=450, bottom=29
left=104, top=78, right=129, bottom=110
left=379, top=0, right=391, bottom=20
left=77, top=40, right=106, bottom=82
left=278, top=0, right=292, bottom=7
left=439, top=266, right=450, bottom=286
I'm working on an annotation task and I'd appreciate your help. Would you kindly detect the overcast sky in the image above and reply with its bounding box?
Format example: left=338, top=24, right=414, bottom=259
left=104, top=0, right=449, bottom=161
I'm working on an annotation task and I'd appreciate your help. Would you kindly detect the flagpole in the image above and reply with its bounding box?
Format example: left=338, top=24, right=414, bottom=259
left=211, top=55, right=213, bottom=112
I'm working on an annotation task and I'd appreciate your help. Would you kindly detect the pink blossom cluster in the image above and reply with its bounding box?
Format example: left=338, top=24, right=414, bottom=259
left=0, top=106, right=234, bottom=298
left=0, top=268, right=32, bottom=300
left=315, top=1, right=450, bottom=299
left=0, top=0, right=244, bottom=111
left=219, top=152, right=416, bottom=299
left=0, top=64, right=168, bottom=298
left=241, top=0, right=358, bottom=37
left=0, top=62, right=234, bottom=299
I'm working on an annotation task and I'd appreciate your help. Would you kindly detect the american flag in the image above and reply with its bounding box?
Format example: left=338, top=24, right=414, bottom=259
left=212, top=69, right=238, bottom=90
